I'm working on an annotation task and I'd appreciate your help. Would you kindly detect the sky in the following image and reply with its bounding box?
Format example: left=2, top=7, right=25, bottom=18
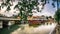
left=33, top=0, right=57, bottom=18
left=0, top=0, right=59, bottom=17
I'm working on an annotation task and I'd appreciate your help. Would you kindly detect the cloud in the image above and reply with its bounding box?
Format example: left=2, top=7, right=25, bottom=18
left=33, top=0, right=57, bottom=18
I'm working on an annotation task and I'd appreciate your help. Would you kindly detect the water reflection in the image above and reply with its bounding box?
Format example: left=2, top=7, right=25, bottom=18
left=11, top=23, right=57, bottom=34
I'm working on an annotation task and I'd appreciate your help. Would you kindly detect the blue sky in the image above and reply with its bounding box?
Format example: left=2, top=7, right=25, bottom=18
left=33, top=0, right=58, bottom=18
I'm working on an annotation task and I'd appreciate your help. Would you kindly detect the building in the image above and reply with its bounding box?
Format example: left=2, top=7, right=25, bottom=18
left=28, top=16, right=55, bottom=25
left=28, top=16, right=48, bottom=25
left=0, top=16, right=55, bottom=28
left=0, top=17, right=20, bottom=28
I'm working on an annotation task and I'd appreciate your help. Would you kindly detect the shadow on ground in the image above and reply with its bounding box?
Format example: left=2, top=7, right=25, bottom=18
left=0, top=24, right=20, bottom=34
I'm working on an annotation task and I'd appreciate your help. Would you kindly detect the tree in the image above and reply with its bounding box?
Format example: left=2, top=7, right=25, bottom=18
left=54, top=9, right=60, bottom=24
left=0, top=0, right=59, bottom=24
left=46, top=16, right=48, bottom=19
left=0, top=0, right=48, bottom=24
left=14, top=0, right=39, bottom=24
left=49, top=16, right=52, bottom=19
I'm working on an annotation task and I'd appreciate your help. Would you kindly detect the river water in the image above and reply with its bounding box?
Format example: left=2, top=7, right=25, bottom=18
left=11, top=23, right=57, bottom=34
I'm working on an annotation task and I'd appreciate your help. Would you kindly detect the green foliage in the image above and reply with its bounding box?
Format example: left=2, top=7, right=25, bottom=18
left=41, top=0, right=45, bottom=2
left=52, top=0, right=60, bottom=2
left=0, top=0, right=12, bottom=11
left=49, top=16, right=52, bottom=18
left=6, top=0, right=10, bottom=3
left=54, top=9, right=60, bottom=22
left=13, top=0, right=39, bottom=23
left=58, top=0, right=60, bottom=2
left=14, top=0, right=39, bottom=19
left=52, top=2, right=55, bottom=8
left=0, top=6, right=1, bottom=10
left=1, top=3, right=7, bottom=8
left=0, top=24, right=20, bottom=34
left=52, top=0, right=57, bottom=1
left=6, top=6, right=11, bottom=11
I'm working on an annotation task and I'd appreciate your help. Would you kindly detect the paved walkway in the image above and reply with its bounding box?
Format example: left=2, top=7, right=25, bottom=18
left=11, top=23, right=57, bottom=34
